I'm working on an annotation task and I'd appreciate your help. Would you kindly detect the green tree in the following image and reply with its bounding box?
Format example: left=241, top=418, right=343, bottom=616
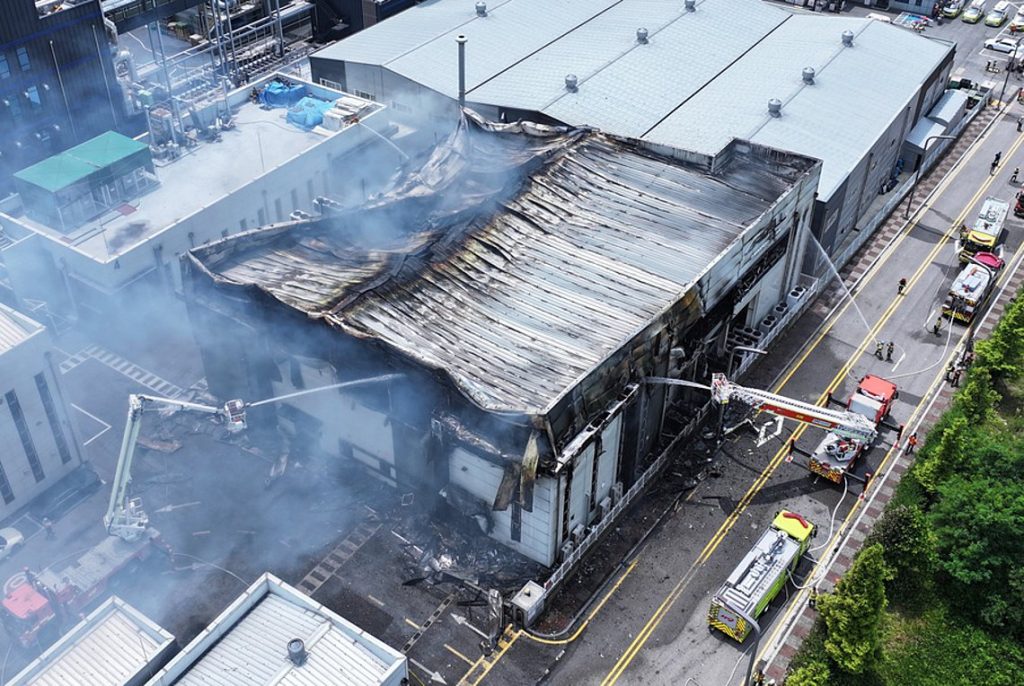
left=914, top=414, right=971, bottom=492
left=954, top=367, right=999, bottom=424
left=786, top=659, right=832, bottom=686
left=865, top=505, right=936, bottom=602
left=930, top=476, right=1024, bottom=635
left=818, top=544, right=890, bottom=674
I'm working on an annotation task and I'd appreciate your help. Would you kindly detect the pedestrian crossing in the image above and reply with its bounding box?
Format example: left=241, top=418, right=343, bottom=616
left=58, top=344, right=185, bottom=398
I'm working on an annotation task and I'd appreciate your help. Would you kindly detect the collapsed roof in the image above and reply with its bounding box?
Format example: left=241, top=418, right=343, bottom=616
left=187, top=114, right=814, bottom=420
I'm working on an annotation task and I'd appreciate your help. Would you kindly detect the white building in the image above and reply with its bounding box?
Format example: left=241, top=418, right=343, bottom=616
left=7, top=596, right=176, bottom=686
left=309, top=0, right=958, bottom=271
left=0, top=302, right=83, bottom=519
left=146, top=573, right=408, bottom=686
left=0, top=72, right=391, bottom=324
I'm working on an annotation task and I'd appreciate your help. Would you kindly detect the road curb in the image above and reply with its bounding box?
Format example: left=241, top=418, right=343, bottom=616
left=761, top=181, right=1024, bottom=683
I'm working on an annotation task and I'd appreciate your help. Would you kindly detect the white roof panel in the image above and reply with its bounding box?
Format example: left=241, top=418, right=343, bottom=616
left=0, top=302, right=42, bottom=354
left=8, top=597, right=174, bottom=686
left=148, top=574, right=406, bottom=686
left=476, top=0, right=787, bottom=137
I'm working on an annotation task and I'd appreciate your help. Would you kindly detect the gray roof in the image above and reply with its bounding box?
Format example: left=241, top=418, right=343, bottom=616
left=189, top=116, right=814, bottom=415
left=313, top=0, right=951, bottom=201
left=146, top=574, right=406, bottom=686
left=0, top=303, right=43, bottom=354
left=8, top=597, right=174, bottom=686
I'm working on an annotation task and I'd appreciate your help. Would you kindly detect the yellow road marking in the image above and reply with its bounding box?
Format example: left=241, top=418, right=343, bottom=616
left=367, top=594, right=385, bottom=607
left=522, top=558, right=641, bottom=646
left=468, top=627, right=520, bottom=686
left=601, top=115, right=1024, bottom=686
left=753, top=228, right=1024, bottom=677
left=405, top=618, right=423, bottom=631
left=445, top=643, right=476, bottom=666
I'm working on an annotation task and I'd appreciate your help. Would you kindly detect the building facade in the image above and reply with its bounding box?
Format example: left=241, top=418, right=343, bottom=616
left=0, top=303, right=84, bottom=519
left=0, top=74, right=390, bottom=329
left=183, top=116, right=821, bottom=567
left=0, top=0, right=124, bottom=196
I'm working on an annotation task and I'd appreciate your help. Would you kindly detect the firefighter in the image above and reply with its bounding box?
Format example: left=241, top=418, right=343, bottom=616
left=898, top=277, right=907, bottom=295
left=42, top=517, right=54, bottom=540
left=1018, top=115, right=1023, bottom=132
left=946, top=360, right=956, bottom=381
left=906, top=432, right=919, bottom=454
left=808, top=586, right=819, bottom=609
left=1014, top=168, right=1020, bottom=184
left=951, top=366, right=963, bottom=387
left=874, top=340, right=885, bottom=359
left=886, top=341, right=895, bottom=362
left=959, top=223, right=969, bottom=242
left=933, top=316, right=943, bottom=336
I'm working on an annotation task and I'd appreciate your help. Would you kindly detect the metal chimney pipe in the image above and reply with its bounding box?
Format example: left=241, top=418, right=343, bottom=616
left=684, top=0, right=696, bottom=11
left=802, top=67, right=815, bottom=84
left=636, top=27, right=649, bottom=44
left=456, top=34, right=467, bottom=107
left=475, top=1, right=487, bottom=16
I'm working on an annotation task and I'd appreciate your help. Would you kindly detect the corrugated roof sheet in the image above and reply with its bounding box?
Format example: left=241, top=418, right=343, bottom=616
left=312, top=0, right=950, bottom=203
left=150, top=574, right=404, bottom=686
left=7, top=597, right=173, bottom=686
left=192, top=117, right=812, bottom=414
left=0, top=303, right=42, bottom=353
left=741, top=17, right=950, bottom=199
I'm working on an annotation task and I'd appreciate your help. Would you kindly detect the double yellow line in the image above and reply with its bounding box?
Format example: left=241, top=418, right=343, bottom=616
left=601, top=119, right=1024, bottom=686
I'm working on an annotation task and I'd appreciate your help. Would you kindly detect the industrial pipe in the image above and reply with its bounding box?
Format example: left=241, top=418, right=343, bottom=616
left=457, top=34, right=467, bottom=107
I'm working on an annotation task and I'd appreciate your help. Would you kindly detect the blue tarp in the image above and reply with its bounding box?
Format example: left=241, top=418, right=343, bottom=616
left=260, top=80, right=305, bottom=108
left=286, top=97, right=335, bottom=130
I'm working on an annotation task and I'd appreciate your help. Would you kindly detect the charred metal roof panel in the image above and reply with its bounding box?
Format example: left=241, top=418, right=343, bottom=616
left=193, top=119, right=812, bottom=415
left=147, top=574, right=406, bottom=686
left=8, top=597, right=174, bottom=686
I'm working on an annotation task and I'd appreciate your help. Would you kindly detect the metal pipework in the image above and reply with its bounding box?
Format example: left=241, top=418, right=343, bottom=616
left=457, top=34, right=467, bottom=107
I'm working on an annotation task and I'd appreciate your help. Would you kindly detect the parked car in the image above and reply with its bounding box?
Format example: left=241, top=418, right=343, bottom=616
left=963, top=0, right=987, bottom=22
left=942, top=0, right=965, bottom=17
left=0, top=528, right=24, bottom=562
left=985, top=0, right=1010, bottom=25
left=983, top=37, right=1024, bottom=55
left=1010, top=8, right=1024, bottom=29
left=30, top=466, right=101, bottom=522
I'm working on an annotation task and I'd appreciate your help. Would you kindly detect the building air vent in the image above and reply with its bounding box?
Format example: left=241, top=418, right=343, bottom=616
left=768, top=98, right=782, bottom=117
left=475, top=1, right=486, bottom=16
left=802, top=67, right=815, bottom=84
left=565, top=74, right=578, bottom=92
left=636, top=27, right=649, bottom=44
left=842, top=29, right=854, bottom=47
left=684, top=0, right=696, bottom=11
left=287, top=639, right=307, bottom=667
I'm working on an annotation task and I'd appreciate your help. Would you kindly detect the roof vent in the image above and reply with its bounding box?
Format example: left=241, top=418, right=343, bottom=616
left=475, top=1, right=486, bottom=16
left=637, top=27, right=649, bottom=44
left=565, top=74, right=578, bottom=92
left=684, top=0, right=696, bottom=11
left=287, top=639, right=307, bottom=667
left=802, top=67, right=815, bottom=84
left=841, top=29, right=854, bottom=47
left=768, top=98, right=782, bottom=117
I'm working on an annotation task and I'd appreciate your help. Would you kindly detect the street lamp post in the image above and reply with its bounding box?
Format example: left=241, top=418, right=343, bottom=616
left=904, top=135, right=955, bottom=218
left=717, top=344, right=768, bottom=441
left=997, top=33, right=1024, bottom=109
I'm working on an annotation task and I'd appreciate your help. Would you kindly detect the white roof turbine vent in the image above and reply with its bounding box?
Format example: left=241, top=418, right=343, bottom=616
left=842, top=29, right=854, bottom=47
left=565, top=74, right=579, bottom=92
left=637, top=27, right=649, bottom=44
left=684, top=0, right=696, bottom=11
left=768, top=98, right=782, bottom=117
left=475, top=1, right=487, bottom=16
left=802, top=67, right=815, bottom=84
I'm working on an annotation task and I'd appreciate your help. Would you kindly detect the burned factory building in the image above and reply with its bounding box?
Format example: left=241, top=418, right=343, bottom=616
left=182, top=114, right=820, bottom=569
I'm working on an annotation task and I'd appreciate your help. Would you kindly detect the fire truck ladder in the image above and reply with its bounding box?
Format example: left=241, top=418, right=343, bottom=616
left=710, top=373, right=876, bottom=442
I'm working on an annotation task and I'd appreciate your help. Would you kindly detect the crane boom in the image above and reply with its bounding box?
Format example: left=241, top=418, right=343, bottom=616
left=710, top=373, right=876, bottom=442
left=104, top=394, right=244, bottom=541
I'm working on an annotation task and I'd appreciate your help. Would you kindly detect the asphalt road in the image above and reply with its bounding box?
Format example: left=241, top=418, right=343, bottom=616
left=510, top=90, right=1024, bottom=686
